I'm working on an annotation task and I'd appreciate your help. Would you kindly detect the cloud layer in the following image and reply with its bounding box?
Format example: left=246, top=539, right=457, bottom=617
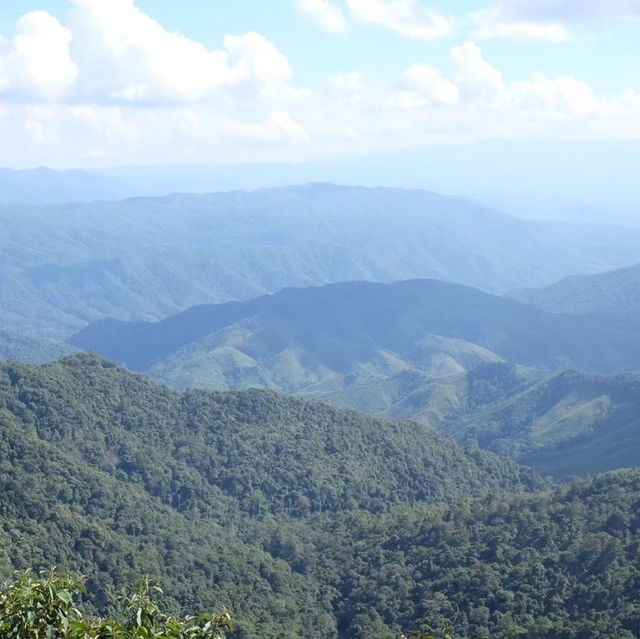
left=0, top=0, right=639, bottom=168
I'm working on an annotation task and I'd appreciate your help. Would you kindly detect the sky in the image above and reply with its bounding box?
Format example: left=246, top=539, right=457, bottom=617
left=0, top=0, right=639, bottom=169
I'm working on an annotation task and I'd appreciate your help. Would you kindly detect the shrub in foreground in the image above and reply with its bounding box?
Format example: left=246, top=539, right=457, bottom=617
left=0, top=570, right=232, bottom=639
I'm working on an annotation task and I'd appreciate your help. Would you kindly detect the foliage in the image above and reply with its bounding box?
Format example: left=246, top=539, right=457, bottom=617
left=0, top=571, right=232, bottom=639
left=5, top=356, right=640, bottom=637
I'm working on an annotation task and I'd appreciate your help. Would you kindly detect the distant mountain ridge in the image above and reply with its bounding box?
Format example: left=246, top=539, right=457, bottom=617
left=511, top=261, right=640, bottom=321
left=72, top=279, right=640, bottom=381
left=407, top=362, right=640, bottom=477
left=3, top=183, right=640, bottom=340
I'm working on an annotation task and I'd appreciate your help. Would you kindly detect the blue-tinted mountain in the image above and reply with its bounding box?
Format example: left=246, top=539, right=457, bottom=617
left=71, top=279, right=640, bottom=383
left=511, top=261, right=640, bottom=321
left=3, top=184, right=640, bottom=340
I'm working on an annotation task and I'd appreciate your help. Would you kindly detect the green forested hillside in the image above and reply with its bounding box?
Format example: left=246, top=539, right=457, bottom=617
left=5, top=355, right=640, bottom=637
left=3, top=184, right=640, bottom=339
left=0, top=354, right=539, bottom=637
left=323, top=361, right=640, bottom=479
left=0, top=354, right=539, bottom=517
left=71, top=280, right=640, bottom=480
left=272, top=470, right=640, bottom=639
left=405, top=363, right=640, bottom=478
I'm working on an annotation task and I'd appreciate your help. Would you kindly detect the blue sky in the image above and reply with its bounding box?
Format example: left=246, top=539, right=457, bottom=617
left=0, top=0, right=639, bottom=168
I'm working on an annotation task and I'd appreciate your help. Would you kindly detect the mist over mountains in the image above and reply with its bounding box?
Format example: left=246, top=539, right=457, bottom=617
left=2, top=183, right=640, bottom=346
left=5, top=140, right=640, bottom=225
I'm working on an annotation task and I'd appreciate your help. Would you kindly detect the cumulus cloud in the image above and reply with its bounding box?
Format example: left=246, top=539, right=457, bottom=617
left=346, top=0, right=455, bottom=40
left=1, top=1, right=640, bottom=168
left=0, top=11, right=78, bottom=100
left=510, top=73, right=598, bottom=115
left=449, top=41, right=505, bottom=102
left=295, top=0, right=349, bottom=33
left=314, top=39, right=637, bottom=152
left=67, top=0, right=299, bottom=105
left=400, top=65, right=459, bottom=105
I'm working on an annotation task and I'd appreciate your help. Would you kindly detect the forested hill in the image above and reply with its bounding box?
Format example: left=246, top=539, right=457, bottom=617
left=6, top=355, right=640, bottom=637
left=72, top=279, right=640, bottom=390
left=279, top=469, right=640, bottom=639
left=404, top=362, right=640, bottom=478
left=0, top=353, right=538, bottom=637
left=0, top=353, right=540, bottom=517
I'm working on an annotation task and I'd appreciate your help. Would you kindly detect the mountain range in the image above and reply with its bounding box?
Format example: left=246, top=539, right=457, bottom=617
left=4, top=171, right=640, bottom=637
left=3, top=183, right=640, bottom=344
left=71, top=278, right=640, bottom=479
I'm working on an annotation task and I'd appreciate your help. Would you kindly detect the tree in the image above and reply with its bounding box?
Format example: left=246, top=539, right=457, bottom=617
left=0, top=570, right=232, bottom=639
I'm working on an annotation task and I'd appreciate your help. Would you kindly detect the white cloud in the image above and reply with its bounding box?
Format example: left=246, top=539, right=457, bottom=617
left=1, top=2, right=640, bottom=168
left=472, top=7, right=572, bottom=42
left=0, top=11, right=78, bottom=100
left=449, top=41, right=504, bottom=102
left=295, top=0, right=349, bottom=33
left=0, top=0, right=309, bottom=158
left=401, top=65, right=459, bottom=105
left=510, top=72, right=598, bottom=115
left=329, top=72, right=364, bottom=93
left=67, top=0, right=299, bottom=105
left=346, top=0, right=455, bottom=40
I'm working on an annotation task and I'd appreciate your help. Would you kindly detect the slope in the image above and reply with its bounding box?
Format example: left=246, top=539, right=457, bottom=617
left=0, top=354, right=540, bottom=517
left=0, top=330, right=77, bottom=363
left=411, top=363, right=640, bottom=477
left=272, top=470, right=640, bottom=639
left=6, top=355, right=640, bottom=637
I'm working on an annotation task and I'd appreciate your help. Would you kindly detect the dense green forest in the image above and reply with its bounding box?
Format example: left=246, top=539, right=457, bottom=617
left=3, top=355, right=640, bottom=637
